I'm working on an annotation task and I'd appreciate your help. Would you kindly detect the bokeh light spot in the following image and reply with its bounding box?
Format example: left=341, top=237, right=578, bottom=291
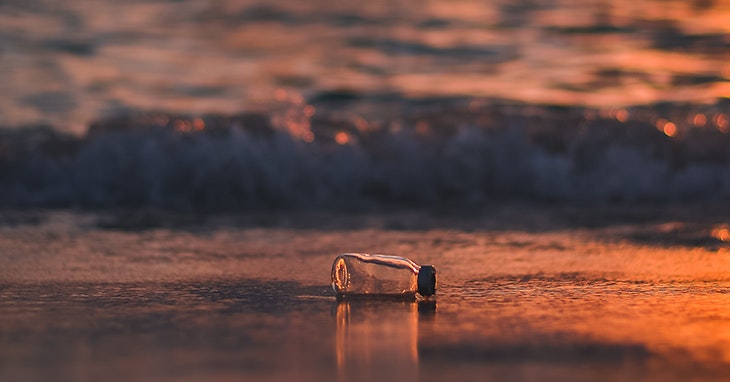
left=193, top=118, right=205, bottom=131
left=663, top=122, right=677, bottom=137
left=335, top=131, right=350, bottom=145
left=693, top=114, right=706, bottom=127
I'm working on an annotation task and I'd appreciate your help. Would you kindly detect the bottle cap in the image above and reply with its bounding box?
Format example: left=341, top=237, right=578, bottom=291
left=417, top=265, right=437, bottom=296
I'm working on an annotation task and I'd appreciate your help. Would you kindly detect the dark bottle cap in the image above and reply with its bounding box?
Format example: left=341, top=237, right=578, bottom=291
left=417, top=265, right=437, bottom=296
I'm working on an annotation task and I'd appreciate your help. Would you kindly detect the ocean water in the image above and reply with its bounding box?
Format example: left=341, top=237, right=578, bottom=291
left=2, top=1, right=730, bottom=381
left=1, top=1, right=730, bottom=208
left=1, top=0, right=729, bottom=132
left=2, top=99, right=730, bottom=208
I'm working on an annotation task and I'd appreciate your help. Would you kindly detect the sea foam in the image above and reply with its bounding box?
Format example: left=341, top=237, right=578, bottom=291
left=1, top=100, right=729, bottom=210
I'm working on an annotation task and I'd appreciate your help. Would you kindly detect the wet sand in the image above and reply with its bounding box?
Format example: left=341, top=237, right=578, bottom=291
left=1, top=206, right=730, bottom=381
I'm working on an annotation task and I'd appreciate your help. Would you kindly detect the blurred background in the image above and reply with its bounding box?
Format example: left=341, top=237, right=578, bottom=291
left=1, top=0, right=728, bottom=132
left=1, top=0, right=730, bottom=209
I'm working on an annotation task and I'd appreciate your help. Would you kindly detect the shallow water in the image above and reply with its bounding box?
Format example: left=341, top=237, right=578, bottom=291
left=1, top=207, right=729, bottom=381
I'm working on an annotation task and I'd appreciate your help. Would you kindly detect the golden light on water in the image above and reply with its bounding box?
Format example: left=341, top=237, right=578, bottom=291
left=712, top=226, right=730, bottom=242
left=274, top=88, right=288, bottom=102
left=352, top=117, right=370, bottom=132
left=3, top=1, right=730, bottom=379
left=303, top=105, right=316, bottom=117
left=656, top=119, right=678, bottom=137
left=716, top=114, right=729, bottom=133
left=693, top=114, right=706, bottom=127
left=174, top=119, right=192, bottom=133
left=192, top=118, right=205, bottom=131
left=301, top=130, right=315, bottom=142
left=3, top=211, right=730, bottom=380
left=335, top=131, right=350, bottom=145
left=3, top=0, right=730, bottom=132
left=336, top=301, right=419, bottom=381
left=271, top=90, right=317, bottom=142
left=172, top=118, right=205, bottom=133
left=663, top=123, right=677, bottom=137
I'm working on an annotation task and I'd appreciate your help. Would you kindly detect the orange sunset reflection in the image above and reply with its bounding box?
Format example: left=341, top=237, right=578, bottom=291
left=402, top=220, right=730, bottom=379
left=336, top=300, right=419, bottom=382
left=2, top=0, right=729, bottom=131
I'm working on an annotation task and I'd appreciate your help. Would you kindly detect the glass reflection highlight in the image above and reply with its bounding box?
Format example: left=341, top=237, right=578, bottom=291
left=336, top=300, right=422, bottom=382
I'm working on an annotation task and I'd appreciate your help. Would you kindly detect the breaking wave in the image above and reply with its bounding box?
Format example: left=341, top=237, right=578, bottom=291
left=2, top=100, right=730, bottom=210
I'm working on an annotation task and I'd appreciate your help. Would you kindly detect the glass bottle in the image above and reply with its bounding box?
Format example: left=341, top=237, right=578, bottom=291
left=331, top=253, right=436, bottom=298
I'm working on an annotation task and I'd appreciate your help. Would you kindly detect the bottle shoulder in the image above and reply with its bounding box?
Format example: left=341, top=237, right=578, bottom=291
left=336, top=253, right=420, bottom=273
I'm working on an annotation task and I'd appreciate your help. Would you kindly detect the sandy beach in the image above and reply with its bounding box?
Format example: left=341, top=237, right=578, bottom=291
left=1, top=206, right=729, bottom=381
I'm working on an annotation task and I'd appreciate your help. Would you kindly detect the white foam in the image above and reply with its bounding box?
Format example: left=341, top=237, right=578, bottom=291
left=1, top=111, right=729, bottom=209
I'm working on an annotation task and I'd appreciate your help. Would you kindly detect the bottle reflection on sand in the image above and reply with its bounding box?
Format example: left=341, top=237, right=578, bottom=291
left=336, top=300, right=433, bottom=382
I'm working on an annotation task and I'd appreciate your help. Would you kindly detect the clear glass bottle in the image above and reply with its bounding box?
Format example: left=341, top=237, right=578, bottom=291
left=331, top=253, right=436, bottom=298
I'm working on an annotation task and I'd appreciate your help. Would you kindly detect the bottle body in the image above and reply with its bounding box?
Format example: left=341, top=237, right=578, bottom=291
left=331, top=253, right=436, bottom=298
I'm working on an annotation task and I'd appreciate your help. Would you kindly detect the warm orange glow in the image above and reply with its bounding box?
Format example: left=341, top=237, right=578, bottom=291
left=192, top=118, right=205, bottom=131
left=415, top=121, right=429, bottom=135
left=174, top=119, right=192, bottom=132
left=302, top=131, right=314, bottom=142
left=716, top=114, right=729, bottom=133
left=693, top=114, right=706, bottom=127
left=281, top=116, right=315, bottom=142
left=303, top=105, right=316, bottom=117
left=274, top=88, right=288, bottom=101
left=712, top=226, right=730, bottom=242
left=4, top=0, right=730, bottom=132
left=335, top=131, right=350, bottom=145
left=353, top=117, right=370, bottom=132
left=335, top=302, right=349, bottom=371
left=336, top=301, right=418, bottom=380
left=662, top=122, right=677, bottom=137
left=615, top=109, right=628, bottom=123
left=5, top=208, right=730, bottom=380
left=289, top=92, right=305, bottom=105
